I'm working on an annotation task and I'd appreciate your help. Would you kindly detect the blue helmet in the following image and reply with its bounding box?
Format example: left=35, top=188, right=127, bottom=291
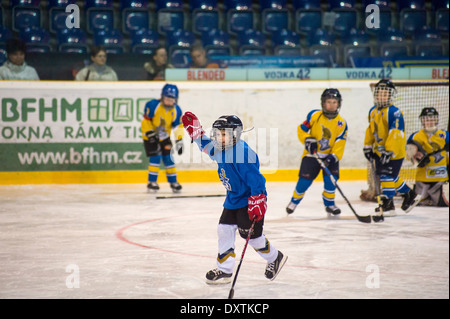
left=161, top=83, right=179, bottom=99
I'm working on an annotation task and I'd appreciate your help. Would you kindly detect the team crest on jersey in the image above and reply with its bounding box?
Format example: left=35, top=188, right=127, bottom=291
left=337, top=120, right=343, bottom=127
left=219, top=168, right=232, bottom=191
left=318, top=125, right=332, bottom=151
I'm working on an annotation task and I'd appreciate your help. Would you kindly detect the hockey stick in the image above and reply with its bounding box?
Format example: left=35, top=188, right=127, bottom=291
left=314, top=154, right=372, bottom=223
left=156, top=194, right=225, bottom=199
left=228, top=217, right=257, bottom=299
left=370, top=159, right=384, bottom=223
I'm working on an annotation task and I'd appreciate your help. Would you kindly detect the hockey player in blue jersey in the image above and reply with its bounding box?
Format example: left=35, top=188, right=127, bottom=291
left=181, top=111, right=287, bottom=284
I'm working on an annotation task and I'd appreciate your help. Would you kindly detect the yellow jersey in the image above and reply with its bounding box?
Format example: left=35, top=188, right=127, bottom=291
left=141, top=99, right=184, bottom=141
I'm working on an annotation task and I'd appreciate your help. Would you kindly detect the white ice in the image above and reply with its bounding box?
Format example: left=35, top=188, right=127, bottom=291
left=0, top=181, right=448, bottom=299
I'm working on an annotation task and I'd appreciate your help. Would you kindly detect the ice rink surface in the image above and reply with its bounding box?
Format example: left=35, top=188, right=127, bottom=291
left=0, top=181, right=448, bottom=299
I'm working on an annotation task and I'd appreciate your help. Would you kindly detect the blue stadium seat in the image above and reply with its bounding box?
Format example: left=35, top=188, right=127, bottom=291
left=332, top=8, right=358, bottom=37
left=400, top=8, right=427, bottom=35
left=328, top=0, right=356, bottom=9
left=344, top=44, right=371, bottom=67
left=307, top=28, right=335, bottom=46
left=238, top=29, right=266, bottom=56
left=166, top=29, right=195, bottom=66
left=224, top=0, right=252, bottom=10
left=415, top=44, right=444, bottom=56
left=131, top=28, right=160, bottom=54
left=120, top=0, right=149, bottom=10
left=380, top=43, right=409, bottom=57
left=87, top=2, right=114, bottom=34
left=156, top=0, right=185, bottom=35
left=362, top=0, right=391, bottom=9
left=122, top=7, right=150, bottom=35
left=57, top=28, right=88, bottom=53
left=431, top=0, right=449, bottom=10
left=341, top=28, right=370, bottom=45
left=436, top=9, right=449, bottom=34
left=0, top=26, right=13, bottom=43
left=310, top=45, right=337, bottom=66
left=396, top=0, right=425, bottom=12
left=272, top=29, right=301, bottom=56
left=49, top=1, right=78, bottom=34
left=202, top=28, right=231, bottom=56
left=260, top=0, right=289, bottom=34
left=12, top=1, right=41, bottom=32
left=295, top=9, right=321, bottom=35
left=414, top=26, right=442, bottom=42
left=292, top=0, right=321, bottom=10
left=93, top=29, right=124, bottom=54
left=377, top=27, right=406, bottom=42
left=227, top=7, right=254, bottom=36
left=19, top=27, right=51, bottom=53
left=191, top=0, right=219, bottom=35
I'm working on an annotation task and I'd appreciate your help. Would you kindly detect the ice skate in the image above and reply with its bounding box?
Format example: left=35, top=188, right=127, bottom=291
left=286, top=202, right=297, bottom=215
left=265, top=251, right=288, bottom=281
left=205, top=268, right=232, bottom=285
left=147, top=182, right=160, bottom=192
left=375, top=196, right=396, bottom=216
left=325, top=205, right=341, bottom=215
left=170, top=182, right=182, bottom=193
left=401, top=189, right=417, bottom=212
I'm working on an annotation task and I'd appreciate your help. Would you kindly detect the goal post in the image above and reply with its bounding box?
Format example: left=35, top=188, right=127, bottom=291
left=363, top=80, right=449, bottom=197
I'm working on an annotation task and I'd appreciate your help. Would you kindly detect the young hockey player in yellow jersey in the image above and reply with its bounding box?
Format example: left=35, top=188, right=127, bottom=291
left=141, top=84, right=184, bottom=192
left=363, top=79, right=417, bottom=214
left=286, top=88, right=348, bottom=216
left=406, top=107, right=449, bottom=207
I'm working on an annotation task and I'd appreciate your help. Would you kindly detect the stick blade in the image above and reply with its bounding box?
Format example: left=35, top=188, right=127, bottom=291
left=357, top=215, right=372, bottom=223
left=372, top=215, right=384, bottom=223
left=228, top=288, right=234, bottom=299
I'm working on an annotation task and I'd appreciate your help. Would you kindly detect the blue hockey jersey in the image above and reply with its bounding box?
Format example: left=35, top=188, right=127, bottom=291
left=195, top=137, right=267, bottom=209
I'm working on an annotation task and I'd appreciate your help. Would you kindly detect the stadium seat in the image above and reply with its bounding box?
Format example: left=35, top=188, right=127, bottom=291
left=12, top=1, right=41, bottom=32
left=414, top=26, right=442, bottom=42
left=224, top=0, right=252, bottom=10
left=57, top=28, right=88, bottom=53
left=191, top=0, right=219, bottom=35
left=0, top=26, right=13, bottom=44
left=156, top=0, right=185, bottom=35
left=310, top=45, right=337, bottom=66
left=131, top=28, right=160, bottom=54
left=166, top=29, right=195, bottom=66
left=436, top=9, right=449, bottom=34
left=295, top=9, right=321, bottom=35
left=202, top=28, right=231, bottom=56
left=227, top=7, right=254, bottom=36
left=344, top=44, right=371, bottom=66
left=122, top=7, right=150, bottom=35
left=292, top=0, right=321, bottom=10
left=396, top=0, right=425, bottom=12
left=307, top=28, right=335, bottom=46
left=120, top=0, right=149, bottom=10
left=238, top=29, right=266, bottom=56
left=87, top=3, right=115, bottom=34
left=341, top=28, right=370, bottom=45
left=377, top=27, right=406, bottom=42
left=362, top=0, right=391, bottom=9
left=431, top=0, right=449, bottom=10
left=415, top=44, right=444, bottom=56
left=49, top=1, right=78, bottom=34
left=400, top=7, right=427, bottom=35
left=93, top=29, right=124, bottom=54
left=332, top=8, right=358, bottom=37
left=272, top=29, right=301, bottom=56
left=380, top=43, right=409, bottom=57
left=19, top=27, right=51, bottom=53
left=328, top=0, right=356, bottom=9
left=260, top=0, right=289, bottom=34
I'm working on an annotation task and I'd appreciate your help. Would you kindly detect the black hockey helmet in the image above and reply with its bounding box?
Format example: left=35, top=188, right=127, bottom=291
left=211, top=115, right=243, bottom=150
left=374, top=79, right=397, bottom=108
left=321, top=88, right=342, bottom=119
left=419, top=107, right=439, bottom=133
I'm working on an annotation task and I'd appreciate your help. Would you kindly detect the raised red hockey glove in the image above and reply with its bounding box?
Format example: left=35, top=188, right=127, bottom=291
left=182, top=111, right=205, bottom=141
left=248, top=194, right=267, bottom=222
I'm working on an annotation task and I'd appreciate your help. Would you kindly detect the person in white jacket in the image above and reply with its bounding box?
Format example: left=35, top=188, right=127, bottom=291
left=75, top=46, right=118, bottom=81
left=0, top=38, right=40, bottom=81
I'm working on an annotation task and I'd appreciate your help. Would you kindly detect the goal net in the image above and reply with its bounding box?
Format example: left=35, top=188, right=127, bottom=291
left=363, top=81, right=449, bottom=197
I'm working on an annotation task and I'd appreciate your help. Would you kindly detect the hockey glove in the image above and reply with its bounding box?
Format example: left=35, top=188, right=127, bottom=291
left=174, top=139, right=183, bottom=155
left=363, top=146, right=374, bottom=161
left=324, top=154, right=338, bottom=167
left=248, top=194, right=267, bottom=222
left=379, top=149, right=393, bottom=165
left=304, top=137, right=318, bottom=155
left=143, top=130, right=160, bottom=157
left=182, top=111, right=204, bottom=141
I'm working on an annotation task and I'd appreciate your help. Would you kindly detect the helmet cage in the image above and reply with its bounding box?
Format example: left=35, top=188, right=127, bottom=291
left=374, top=83, right=396, bottom=108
